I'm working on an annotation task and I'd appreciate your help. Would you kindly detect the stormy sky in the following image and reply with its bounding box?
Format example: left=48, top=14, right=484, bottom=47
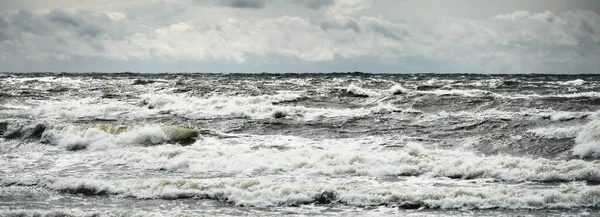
left=0, top=0, right=599, bottom=73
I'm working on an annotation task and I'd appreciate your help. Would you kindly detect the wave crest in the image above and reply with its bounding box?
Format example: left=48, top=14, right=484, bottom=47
left=574, top=120, right=600, bottom=158
left=3, top=177, right=600, bottom=210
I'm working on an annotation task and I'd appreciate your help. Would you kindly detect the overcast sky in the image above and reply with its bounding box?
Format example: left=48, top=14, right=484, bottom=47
left=0, top=0, right=599, bottom=73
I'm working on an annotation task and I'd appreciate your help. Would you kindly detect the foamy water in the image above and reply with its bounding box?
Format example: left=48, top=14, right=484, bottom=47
left=1, top=73, right=599, bottom=216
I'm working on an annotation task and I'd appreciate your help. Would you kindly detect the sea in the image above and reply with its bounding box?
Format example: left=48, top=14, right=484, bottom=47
left=0, top=73, right=599, bottom=217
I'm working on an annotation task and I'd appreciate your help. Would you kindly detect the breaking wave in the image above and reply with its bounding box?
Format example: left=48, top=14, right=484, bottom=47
left=2, top=176, right=599, bottom=210
left=528, top=126, right=580, bottom=139
left=558, top=79, right=585, bottom=86
left=574, top=120, right=600, bottom=158
left=140, top=93, right=404, bottom=120
left=0, top=122, right=201, bottom=150
left=343, top=84, right=380, bottom=97
left=103, top=138, right=600, bottom=183
left=4, top=73, right=600, bottom=215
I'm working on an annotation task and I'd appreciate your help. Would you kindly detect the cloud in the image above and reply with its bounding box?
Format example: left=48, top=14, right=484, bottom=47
left=0, top=9, right=132, bottom=62
left=328, top=0, right=371, bottom=19
left=296, top=0, right=334, bottom=9
left=493, top=10, right=560, bottom=22
left=223, top=0, right=265, bottom=9
left=0, top=16, right=9, bottom=40
left=105, top=11, right=127, bottom=20
left=197, top=0, right=333, bottom=10
left=0, top=1, right=599, bottom=73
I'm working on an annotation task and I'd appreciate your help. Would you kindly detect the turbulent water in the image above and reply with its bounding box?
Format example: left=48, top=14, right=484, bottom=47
left=1, top=73, right=600, bottom=217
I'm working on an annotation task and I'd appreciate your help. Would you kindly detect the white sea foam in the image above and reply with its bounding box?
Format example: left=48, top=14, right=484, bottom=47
left=417, top=89, right=498, bottom=98
left=345, top=84, right=380, bottom=97
left=99, top=135, right=600, bottom=182
left=416, top=109, right=592, bottom=124
left=0, top=210, right=162, bottom=217
left=142, top=93, right=304, bottom=119
left=5, top=75, right=600, bottom=215
left=3, top=176, right=599, bottom=210
left=558, top=79, right=585, bottom=86
left=1, top=92, right=408, bottom=121
left=141, top=93, right=403, bottom=120
left=573, top=120, right=600, bottom=158
left=527, top=126, right=579, bottom=139
left=2, top=76, right=87, bottom=86
left=388, top=84, right=408, bottom=95
left=8, top=130, right=598, bottom=183
left=522, top=92, right=600, bottom=99
left=415, top=88, right=600, bottom=100
left=413, top=88, right=600, bottom=101
left=40, top=125, right=178, bottom=150
left=20, top=97, right=147, bottom=120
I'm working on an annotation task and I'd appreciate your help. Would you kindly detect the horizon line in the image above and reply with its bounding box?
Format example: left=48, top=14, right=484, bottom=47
left=2, top=71, right=600, bottom=76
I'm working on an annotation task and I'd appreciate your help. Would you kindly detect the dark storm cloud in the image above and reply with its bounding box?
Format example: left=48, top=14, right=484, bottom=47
left=6, top=9, right=109, bottom=39
left=11, top=10, right=43, bottom=34
left=48, top=9, right=81, bottom=27
left=45, top=9, right=105, bottom=38
left=319, top=18, right=412, bottom=40
left=0, top=9, right=129, bottom=59
left=225, top=0, right=265, bottom=9
left=363, top=19, right=411, bottom=41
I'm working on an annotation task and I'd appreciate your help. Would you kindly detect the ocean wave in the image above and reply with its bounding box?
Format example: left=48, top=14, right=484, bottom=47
left=142, top=93, right=305, bottom=119
left=573, top=120, right=600, bottom=158
left=0, top=210, right=89, bottom=217
left=101, top=136, right=600, bottom=183
left=527, top=126, right=580, bottom=139
left=4, top=97, right=148, bottom=120
left=38, top=124, right=200, bottom=150
left=3, top=176, right=599, bottom=210
left=558, top=79, right=585, bottom=86
left=1, top=92, right=409, bottom=122
left=343, top=84, right=380, bottom=97
left=335, top=84, right=410, bottom=98
left=417, top=109, right=592, bottom=123
left=0, top=210, right=164, bottom=217
left=416, top=89, right=499, bottom=98
left=546, top=111, right=590, bottom=121
left=524, top=92, right=600, bottom=99
left=0, top=121, right=46, bottom=140
left=414, top=88, right=600, bottom=101
left=141, top=93, right=405, bottom=120
left=1, top=76, right=87, bottom=85
left=388, top=84, right=408, bottom=95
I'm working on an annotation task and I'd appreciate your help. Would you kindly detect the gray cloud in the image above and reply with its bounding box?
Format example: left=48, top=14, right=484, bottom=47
left=360, top=18, right=411, bottom=41
left=296, top=0, right=334, bottom=9
left=0, top=15, right=7, bottom=27
left=0, top=1, right=599, bottom=73
left=11, top=10, right=42, bottom=34
left=0, top=9, right=131, bottom=60
left=320, top=20, right=361, bottom=32
left=47, top=10, right=81, bottom=27
left=201, top=0, right=333, bottom=10
left=225, top=0, right=265, bottom=9
left=47, top=10, right=106, bottom=38
left=0, top=16, right=8, bottom=41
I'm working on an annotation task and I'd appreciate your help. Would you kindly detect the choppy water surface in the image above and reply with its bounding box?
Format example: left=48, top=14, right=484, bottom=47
left=1, top=73, right=599, bottom=216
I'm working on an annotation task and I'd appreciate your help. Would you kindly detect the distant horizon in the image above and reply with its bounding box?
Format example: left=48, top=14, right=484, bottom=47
left=3, top=71, right=600, bottom=75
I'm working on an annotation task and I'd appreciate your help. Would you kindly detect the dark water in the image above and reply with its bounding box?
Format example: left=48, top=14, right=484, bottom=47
left=0, top=73, right=599, bottom=216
